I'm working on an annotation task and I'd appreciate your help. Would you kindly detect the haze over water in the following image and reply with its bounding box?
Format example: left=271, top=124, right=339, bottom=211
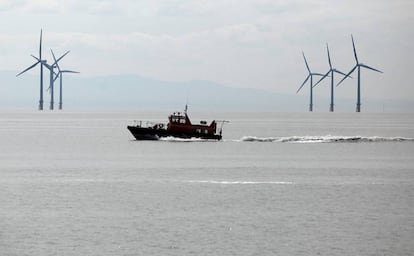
left=0, top=112, right=413, bottom=255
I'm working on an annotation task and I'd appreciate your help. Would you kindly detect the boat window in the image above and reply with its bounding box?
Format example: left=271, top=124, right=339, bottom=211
left=196, top=129, right=201, bottom=133
left=180, top=118, right=186, bottom=124
left=204, top=129, right=208, bottom=134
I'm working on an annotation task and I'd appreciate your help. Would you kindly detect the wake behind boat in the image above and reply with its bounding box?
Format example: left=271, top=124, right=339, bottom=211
left=127, top=106, right=227, bottom=141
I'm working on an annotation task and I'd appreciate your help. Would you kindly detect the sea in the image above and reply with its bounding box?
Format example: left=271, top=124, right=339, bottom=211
left=0, top=111, right=413, bottom=256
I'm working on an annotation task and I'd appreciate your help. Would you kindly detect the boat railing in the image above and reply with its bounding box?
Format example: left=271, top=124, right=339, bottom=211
left=216, top=120, right=230, bottom=135
left=133, top=120, right=143, bottom=127
left=133, top=120, right=163, bottom=128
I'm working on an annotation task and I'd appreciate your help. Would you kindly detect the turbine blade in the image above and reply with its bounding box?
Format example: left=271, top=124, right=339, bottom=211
left=312, top=73, right=325, bottom=76
left=337, top=65, right=357, bottom=87
left=327, top=44, right=332, bottom=69
left=302, top=51, right=310, bottom=73
left=51, top=49, right=57, bottom=62
left=31, top=54, right=41, bottom=62
left=39, top=29, right=43, bottom=59
left=360, top=64, right=383, bottom=73
left=334, top=69, right=348, bottom=77
left=54, top=73, right=60, bottom=82
left=56, top=50, right=70, bottom=63
left=351, top=34, right=359, bottom=64
left=313, top=71, right=330, bottom=88
left=62, top=70, right=80, bottom=73
left=16, top=61, right=39, bottom=77
left=296, top=75, right=310, bottom=94
left=50, top=49, right=61, bottom=72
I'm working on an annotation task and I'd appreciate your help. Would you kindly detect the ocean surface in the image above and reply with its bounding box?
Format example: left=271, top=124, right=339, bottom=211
left=0, top=111, right=413, bottom=255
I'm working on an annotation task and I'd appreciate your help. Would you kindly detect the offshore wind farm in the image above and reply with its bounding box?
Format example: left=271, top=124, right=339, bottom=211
left=16, top=30, right=78, bottom=111
left=13, top=31, right=384, bottom=113
left=297, top=35, right=382, bottom=113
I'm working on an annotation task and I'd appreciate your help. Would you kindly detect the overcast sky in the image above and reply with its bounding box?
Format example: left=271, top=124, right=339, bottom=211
left=1, top=0, right=413, bottom=102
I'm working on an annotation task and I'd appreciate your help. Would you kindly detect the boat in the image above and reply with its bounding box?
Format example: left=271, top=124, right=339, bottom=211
left=127, top=105, right=226, bottom=141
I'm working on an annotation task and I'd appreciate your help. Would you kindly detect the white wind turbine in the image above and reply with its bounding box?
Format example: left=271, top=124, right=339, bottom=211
left=51, top=49, right=79, bottom=110
left=16, top=29, right=46, bottom=110
left=336, top=35, right=383, bottom=112
left=296, top=51, right=324, bottom=112
left=32, top=50, right=69, bottom=110
left=313, top=44, right=348, bottom=112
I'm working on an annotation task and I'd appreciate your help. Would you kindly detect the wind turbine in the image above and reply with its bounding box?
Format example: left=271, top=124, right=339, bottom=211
left=16, top=29, right=45, bottom=110
left=31, top=50, right=69, bottom=110
left=313, top=44, right=348, bottom=112
left=51, top=49, right=79, bottom=110
left=336, top=35, right=383, bottom=112
left=296, top=51, right=324, bottom=112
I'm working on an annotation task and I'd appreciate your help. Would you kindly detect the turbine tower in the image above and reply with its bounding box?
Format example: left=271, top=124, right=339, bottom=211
left=313, top=44, right=348, bottom=112
left=51, top=49, right=79, bottom=110
left=16, top=29, right=45, bottom=110
left=296, top=51, right=324, bottom=112
left=336, top=35, right=383, bottom=112
left=32, top=50, right=69, bottom=110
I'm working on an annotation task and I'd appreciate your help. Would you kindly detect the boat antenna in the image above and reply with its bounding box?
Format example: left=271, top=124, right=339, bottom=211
left=185, top=90, right=189, bottom=115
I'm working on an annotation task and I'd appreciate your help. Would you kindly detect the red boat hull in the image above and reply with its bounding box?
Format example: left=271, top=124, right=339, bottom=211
left=127, top=125, right=222, bottom=140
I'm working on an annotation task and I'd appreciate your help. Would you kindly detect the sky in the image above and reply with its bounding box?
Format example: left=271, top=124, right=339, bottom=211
left=1, top=0, right=413, bottom=106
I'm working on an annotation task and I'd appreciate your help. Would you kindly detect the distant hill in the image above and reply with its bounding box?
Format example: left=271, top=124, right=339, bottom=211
left=0, top=71, right=412, bottom=112
left=55, top=74, right=310, bottom=112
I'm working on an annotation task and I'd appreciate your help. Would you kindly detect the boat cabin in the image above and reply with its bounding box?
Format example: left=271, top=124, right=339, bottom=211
left=169, top=112, right=190, bottom=125
left=167, top=112, right=217, bottom=136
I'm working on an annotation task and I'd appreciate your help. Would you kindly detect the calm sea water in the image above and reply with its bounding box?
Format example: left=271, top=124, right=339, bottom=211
left=0, top=112, right=413, bottom=255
